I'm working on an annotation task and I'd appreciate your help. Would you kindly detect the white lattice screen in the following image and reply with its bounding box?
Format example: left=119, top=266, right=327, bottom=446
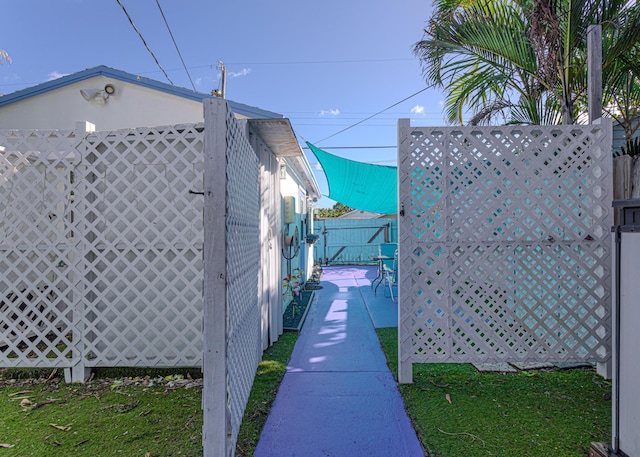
left=78, top=125, right=205, bottom=368
left=200, top=99, right=266, bottom=457
left=2, top=104, right=272, bottom=456
left=0, top=124, right=208, bottom=374
left=0, top=130, right=81, bottom=367
left=397, top=121, right=613, bottom=382
left=224, top=113, right=262, bottom=446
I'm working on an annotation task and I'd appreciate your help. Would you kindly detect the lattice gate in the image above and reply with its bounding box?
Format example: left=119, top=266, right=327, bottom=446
left=0, top=130, right=83, bottom=370
left=1, top=100, right=270, bottom=456
left=0, top=124, right=205, bottom=378
left=397, top=120, right=613, bottom=383
left=202, top=99, right=264, bottom=456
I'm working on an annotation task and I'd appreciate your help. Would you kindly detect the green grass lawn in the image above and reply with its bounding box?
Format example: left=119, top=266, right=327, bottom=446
left=0, top=332, right=297, bottom=457
left=1, top=326, right=610, bottom=457
left=376, top=328, right=612, bottom=457
left=235, top=332, right=297, bottom=456
left=0, top=377, right=203, bottom=456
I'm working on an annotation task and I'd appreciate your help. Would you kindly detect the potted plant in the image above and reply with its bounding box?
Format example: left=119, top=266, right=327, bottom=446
left=306, top=233, right=320, bottom=244
left=283, top=268, right=304, bottom=317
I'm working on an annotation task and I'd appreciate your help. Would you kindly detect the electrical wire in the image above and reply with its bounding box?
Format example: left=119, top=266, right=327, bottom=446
left=115, top=0, right=174, bottom=85
left=302, top=145, right=396, bottom=150
left=223, top=58, right=414, bottom=65
left=0, top=58, right=419, bottom=90
left=288, top=115, right=443, bottom=120
left=309, top=160, right=396, bottom=166
left=314, top=86, right=431, bottom=144
left=154, top=0, right=196, bottom=91
left=109, top=57, right=417, bottom=79
left=138, top=58, right=414, bottom=72
left=297, top=123, right=400, bottom=127
left=295, top=132, right=398, bottom=167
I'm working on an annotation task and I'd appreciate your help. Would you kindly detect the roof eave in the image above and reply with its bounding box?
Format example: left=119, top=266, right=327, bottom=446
left=0, top=65, right=282, bottom=119
left=248, top=118, right=321, bottom=198
left=248, top=118, right=303, bottom=157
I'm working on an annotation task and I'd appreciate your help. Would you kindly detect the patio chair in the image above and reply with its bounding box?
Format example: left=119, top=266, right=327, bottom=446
left=382, top=249, right=398, bottom=302
left=371, top=242, right=397, bottom=294
left=378, top=243, right=397, bottom=270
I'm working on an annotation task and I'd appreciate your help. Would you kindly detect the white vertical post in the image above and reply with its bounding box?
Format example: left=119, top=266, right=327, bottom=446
left=252, top=136, right=272, bottom=350
left=588, top=24, right=603, bottom=123
left=397, top=118, right=413, bottom=383
left=588, top=24, right=611, bottom=379
left=273, top=156, right=283, bottom=339
left=64, top=121, right=95, bottom=383
left=202, top=99, right=230, bottom=457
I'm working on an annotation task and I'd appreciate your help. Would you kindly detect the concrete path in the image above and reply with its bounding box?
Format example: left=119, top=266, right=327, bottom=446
left=254, top=266, right=424, bottom=457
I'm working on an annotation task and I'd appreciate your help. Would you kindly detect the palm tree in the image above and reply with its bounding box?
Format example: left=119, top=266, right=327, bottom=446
left=601, top=5, right=640, bottom=142
left=414, top=0, right=640, bottom=128
left=415, top=0, right=539, bottom=125
left=0, top=49, right=10, bottom=65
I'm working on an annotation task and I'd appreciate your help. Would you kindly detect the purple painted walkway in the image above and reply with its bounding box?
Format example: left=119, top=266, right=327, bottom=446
left=254, top=266, right=424, bottom=457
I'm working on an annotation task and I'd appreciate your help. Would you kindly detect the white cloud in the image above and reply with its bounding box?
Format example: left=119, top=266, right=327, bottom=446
left=410, top=105, right=425, bottom=115
left=319, top=109, right=340, bottom=116
left=314, top=162, right=323, bottom=171
left=228, top=68, right=251, bottom=78
left=47, top=71, right=69, bottom=81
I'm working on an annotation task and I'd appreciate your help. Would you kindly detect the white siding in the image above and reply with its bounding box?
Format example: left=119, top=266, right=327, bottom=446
left=0, top=76, right=204, bottom=130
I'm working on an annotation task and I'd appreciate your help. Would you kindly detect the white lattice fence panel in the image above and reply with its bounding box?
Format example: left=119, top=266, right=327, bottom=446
left=75, top=125, right=205, bottom=367
left=0, top=130, right=81, bottom=367
left=224, top=114, right=262, bottom=448
left=399, top=122, right=612, bottom=370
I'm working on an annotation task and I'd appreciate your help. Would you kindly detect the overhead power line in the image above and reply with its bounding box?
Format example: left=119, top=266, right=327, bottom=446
left=154, top=0, right=195, bottom=91
left=0, top=57, right=419, bottom=90
left=309, top=160, right=396, bottom=166
left=302, top=145, right=397, bottom=150
left=297, top=123, right=400, bottom=127
left=124, top=57, right=416, bottom=77
left=314, top=86, right=431, bottom=144
left=115, top=0, right=174, bottom=85
left=223, top=58, right=414, bottom=65
left=287, top=114, right=445, bottom=123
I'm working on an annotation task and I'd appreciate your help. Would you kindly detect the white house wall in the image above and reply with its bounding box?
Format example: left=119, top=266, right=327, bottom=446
left=0, top=76, right=204, bottom=130
left=280, top=159, right=316, bottom=287
left=251, top=131, right=283, bottom=346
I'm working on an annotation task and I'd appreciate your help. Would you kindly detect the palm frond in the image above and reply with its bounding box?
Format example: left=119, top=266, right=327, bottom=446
left=414, top=0, right=640, bottom=127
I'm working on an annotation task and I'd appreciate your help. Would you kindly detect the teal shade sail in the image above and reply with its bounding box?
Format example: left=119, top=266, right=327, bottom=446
left=307, top=142, right=397, bottom=214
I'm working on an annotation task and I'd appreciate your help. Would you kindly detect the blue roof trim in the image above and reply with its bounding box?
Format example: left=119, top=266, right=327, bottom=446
left=0, top=65, right=282, bottom=119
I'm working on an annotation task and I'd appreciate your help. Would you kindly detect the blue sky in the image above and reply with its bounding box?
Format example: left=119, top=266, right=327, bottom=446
left=2, top=0, right=445, bottom=208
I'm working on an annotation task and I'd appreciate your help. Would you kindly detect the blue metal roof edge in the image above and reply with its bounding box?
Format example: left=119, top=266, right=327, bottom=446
left=0, top=65, right=282, bottom=119
left=229, top=99, right=282, bottom=119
